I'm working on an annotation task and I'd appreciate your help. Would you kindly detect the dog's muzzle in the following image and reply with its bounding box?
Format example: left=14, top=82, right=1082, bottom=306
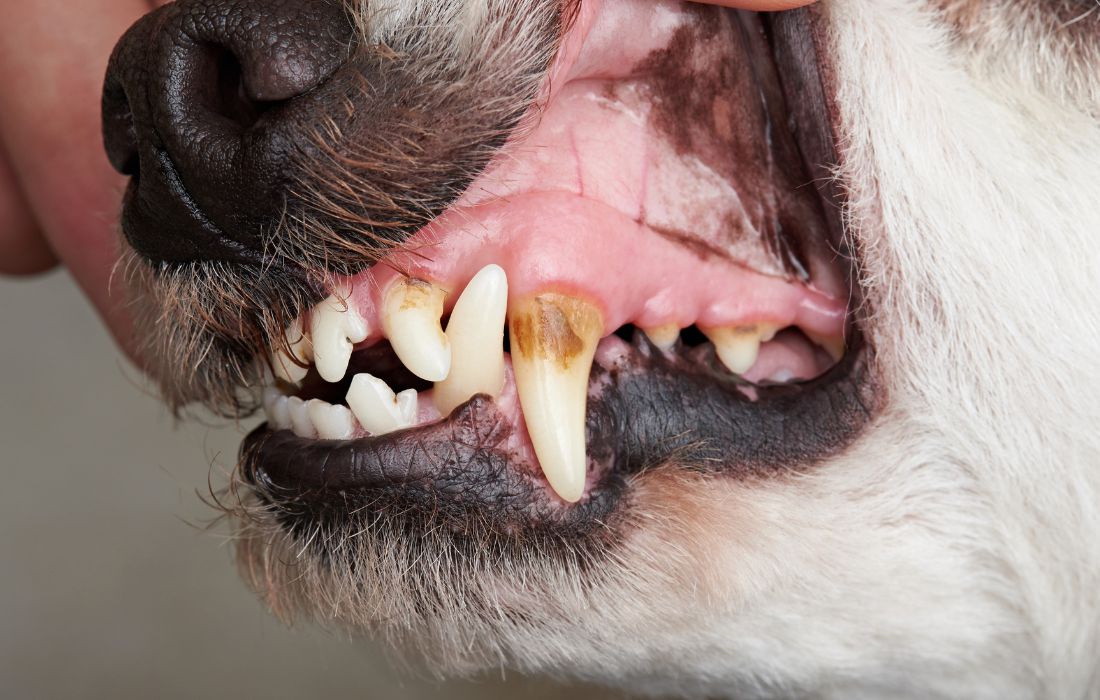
left=102, top=0, right=354, bottom=264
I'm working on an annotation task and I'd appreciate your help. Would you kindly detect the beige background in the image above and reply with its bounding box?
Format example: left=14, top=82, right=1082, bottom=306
left=0, top=271, right=626, bottom=699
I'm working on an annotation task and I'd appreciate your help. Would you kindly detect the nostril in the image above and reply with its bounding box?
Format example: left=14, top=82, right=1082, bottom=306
left=212, top=48, right=277, bottom=131
left=102, top=0, right=356, bottom=264
left=102, top=80, right=140, bottom=178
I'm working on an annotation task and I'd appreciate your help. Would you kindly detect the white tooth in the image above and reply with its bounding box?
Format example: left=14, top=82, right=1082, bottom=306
left=807, top=331, right=846, bottom=361
left=381, top=278, right=451, bottom=382
left=287, top=396, right=315, bottom=439
left=509, top=294, right=603, bottom=503
left=262, top=387, right=291, bottom=430
left=310, top=288, right=369, bottom=383
left=262, top=386, right=281, bottom=414
left=270, top=398, right=291, bottom=430
left=642, top=324, right=679, bottom=352
left=703, top=324, right=777, bottom=375
left=272, top=318, right=313, bottom=384
left=307, top=399, right=356, bottom=440
left=346, top=373, right=414, bottom=436
left=396, top=389, right=418, bottom=425
left=434, top=264, right=508, bottom=414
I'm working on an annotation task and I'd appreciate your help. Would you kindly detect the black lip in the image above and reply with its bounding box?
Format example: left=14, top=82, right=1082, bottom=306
left=243, top=330, right=874, bottom=531
left=239, top=6, right=878, bottom=533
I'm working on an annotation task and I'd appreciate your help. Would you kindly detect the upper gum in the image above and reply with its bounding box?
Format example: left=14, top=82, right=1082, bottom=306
left=320, top=191, right=847, bottom=353
left=297, top=0, right=850, bottom=352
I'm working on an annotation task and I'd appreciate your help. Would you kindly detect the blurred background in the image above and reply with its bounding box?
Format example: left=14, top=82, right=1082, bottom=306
left=0, top=271, right=624, bottom=699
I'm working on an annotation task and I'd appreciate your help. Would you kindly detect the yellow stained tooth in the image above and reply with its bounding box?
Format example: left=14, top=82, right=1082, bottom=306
left=643, top=324, right=680, bottom=352
left=382, top=278, right=451, bottom=382
left=434, top=264, right=508, bottom=415
left=702, top=324, right=778, bottom=375
left=807, top=331, right=846, bottom=362
left=509, top=293, right=603, bottom=504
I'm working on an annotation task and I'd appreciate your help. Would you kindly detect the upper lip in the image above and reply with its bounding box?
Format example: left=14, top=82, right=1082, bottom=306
left=238, top=5, right=877, bottom=528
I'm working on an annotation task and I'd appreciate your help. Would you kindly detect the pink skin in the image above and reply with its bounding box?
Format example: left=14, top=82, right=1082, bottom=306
left=0, top=0, right=819, bottom=369
left=343, top=193, right=845, bottom=345
left=336, top=0, right=846, bottom=355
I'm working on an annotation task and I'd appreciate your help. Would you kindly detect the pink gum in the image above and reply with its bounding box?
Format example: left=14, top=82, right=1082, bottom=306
left=341, top=192, right=847, bottom=347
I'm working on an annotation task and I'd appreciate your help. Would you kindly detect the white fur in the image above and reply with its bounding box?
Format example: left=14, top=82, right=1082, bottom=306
left=501, top=1, right=1100, bottom=695
left=238, top=2, right=1100, bottom=696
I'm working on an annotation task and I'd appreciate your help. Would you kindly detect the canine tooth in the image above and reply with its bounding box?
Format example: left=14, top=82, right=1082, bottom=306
left=262, top=387, right=291, bottom=430
left=307, top=399, right=356, bottom=440
left=346, top=373, right=414, bottom=436
left=643, top=324, right=679, bottom=352
left=287, top=396, right=315, bottom=439
left=808, top=332, right=846, bottom=361
left=272, top=318, right=313, bottom=384
left=703, top=324, right=777, bottom=375
left=382, top=278, right=451, bottom=382
left=509, top=294, right=603, bottom=503
left=434, top=264, right=508, bottom=414
left=311, top=289, right=369, bottom=383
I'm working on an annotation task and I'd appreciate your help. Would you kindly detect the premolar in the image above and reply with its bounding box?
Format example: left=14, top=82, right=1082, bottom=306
left=643, top=324, right=680, bottom=352
left=346, top=373, right=418, bottom=436
left=703, top=324, right=778, bottom=375
left=808, top=331, right=846, bottom=362
left=434, top=264, right=508, bottom=415
left=307, top=399, right=356, bottom=440
left=509, top=293, right=603, bottom=503
left=382, top=278, right=451, bottom=382
left=311, top=288, right=369, bottom=383
left=287, top=396, right=315, bottom=439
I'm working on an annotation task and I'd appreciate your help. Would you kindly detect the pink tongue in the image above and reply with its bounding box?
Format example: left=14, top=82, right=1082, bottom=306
left=343, top=0, right=847, bottom=344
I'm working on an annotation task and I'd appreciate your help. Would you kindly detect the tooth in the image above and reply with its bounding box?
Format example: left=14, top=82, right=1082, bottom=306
left=509, top=294, right=603, bottom=503
left=307, top=399, right=356, bottom=440
left=346, top=373, right=415, bottom=436
left=808, top=332, right=846, bottom=361
left=396, top=389, right=418, bottom=425
left=703, top=324, right=777, bottom=375
left=262, top=387, right=291, bottom=430
left=381, top=278, right=451, bottom=382
left=642, top=324, right=679, bottom=352
left=434, top=264, right=508, bottom=414
left=311, top=288, right=369, bottom=383
left=272, top=318, right=313, bottom=384
left=287, top=396, right=315, bottom=439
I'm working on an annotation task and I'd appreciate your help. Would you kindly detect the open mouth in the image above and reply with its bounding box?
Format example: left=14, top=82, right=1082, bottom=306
left=239, top=2, right=875, bottom=530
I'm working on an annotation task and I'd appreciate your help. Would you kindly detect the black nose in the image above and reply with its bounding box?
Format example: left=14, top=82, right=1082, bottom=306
left=103, top=0, right=354, bottom=264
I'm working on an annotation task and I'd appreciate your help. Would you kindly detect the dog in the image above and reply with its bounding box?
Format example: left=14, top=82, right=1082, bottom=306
left=100, top=0, right=1100, bottom=697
